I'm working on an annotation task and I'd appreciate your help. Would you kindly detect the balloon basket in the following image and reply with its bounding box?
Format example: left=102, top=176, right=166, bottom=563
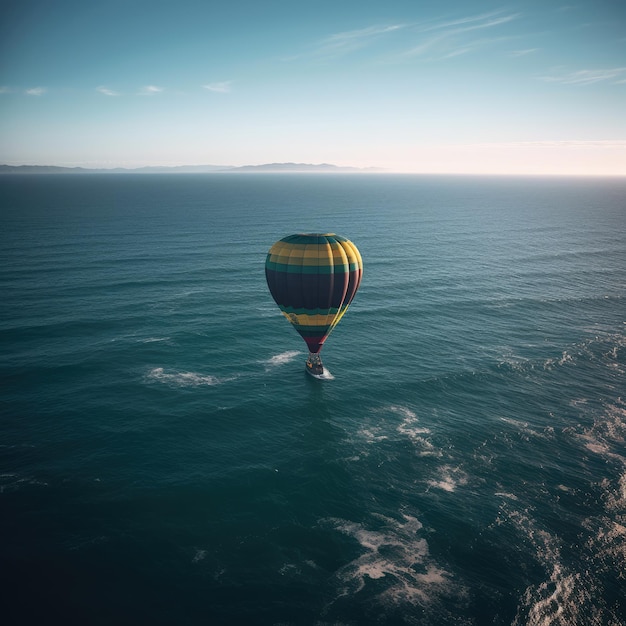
left=305, top=352, right=325, bottom=379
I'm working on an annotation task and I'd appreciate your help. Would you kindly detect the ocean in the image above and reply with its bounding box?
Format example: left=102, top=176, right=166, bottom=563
left=1, top=173, right=625, bottom=625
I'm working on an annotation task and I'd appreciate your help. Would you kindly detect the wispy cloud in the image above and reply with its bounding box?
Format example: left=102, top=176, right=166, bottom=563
left=138, top=85, right=164, bottom=95
left=26, top=87, right=46, bottom=96
left=538, top=67, right=626, bottom=85
left=203, top=81, right=232, bottom=93
left=0, top=86, right=12, bottom=94
left=438, top=35, right=517, bottom=60
left=510, top=48, right=539, bottom=57
left=315, top=23, right=406, bottom=57
left=418, top=11, right=520, bottom=35
left=293, top=11, right=521, bottom=64
left=468, top=140, right=626, bottom=149
left=400, top=11, right=521, bottom=60
left=96, top=86, right=120, bottom=96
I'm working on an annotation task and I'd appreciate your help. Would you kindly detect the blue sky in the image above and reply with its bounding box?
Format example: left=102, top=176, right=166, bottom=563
left=1, top=0, right=625, bottom=174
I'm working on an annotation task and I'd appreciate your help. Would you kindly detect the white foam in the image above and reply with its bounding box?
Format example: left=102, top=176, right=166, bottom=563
left=326, top=513, right=459, bottom=608
left=501, top=505, right=617, bottom=626
left=506, top=510, right=576, bottom=626
left=315, top=369, right=335, bottom=380
left=395, top=408, right=431, bottom=442
left=495, top=492, right=519, bottom=500
left=604, top=471, right=626, bottom=512
left=515, top=566, right=584, bottom=626
left=279, top=563, right=300, bottom=576
left=360, top=405, right=437, bottom=456
left=553, top=401, right=626, bottom=623
left=141, top=337, right=171, bottom=343
left=357, top=427, right=388, bottom=444
left=387, top=405, right=418, bottom=420
left=544, top=350, right=574, bottom=369
left=397, top=414, right=434, bottom=454
left=0, top=474, right=49, bottom=493
left=147, top=367, right=229, bottom=387
left=576, top=402, right=626, bottom=463
left=500, top=416, right=550, bottom=440
left=388, top=406, right=434, bottom=448
left=584, top=440, right=611, bottom=455
left=192, top=549, right=206, bottom=563
left=427, top=465, right=468, bottom=493
left=263, top=350, right=302, bottom=369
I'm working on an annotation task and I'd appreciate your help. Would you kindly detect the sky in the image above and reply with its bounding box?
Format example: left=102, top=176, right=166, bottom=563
left=1, top=0, right=625, bottom=174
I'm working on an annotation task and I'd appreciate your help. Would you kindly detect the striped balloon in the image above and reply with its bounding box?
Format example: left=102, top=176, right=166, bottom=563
left=265, top=233, right=363, bottom=354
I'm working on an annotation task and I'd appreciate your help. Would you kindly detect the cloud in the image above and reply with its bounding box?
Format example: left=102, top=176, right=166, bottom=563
left=96, top=86, right=120, bottom=96
left=398, top=11, right=521, bottom=61
left=466, top=140, right=626, bottom=149
left=138, top=85, right=164, bottom=95
left=438, top=35, right=517, bottom=60
left=291, top=11, right=520, bottom=64
left=26, top=87, right=46, bottom=96
left=538, top=67, right=626, bottom=85
left=300, top=23, right=406, bottom=60
left=203, top=81, right=232, bottom=93
left=418, top=11, right=520, bottom=35
left=0, top=86, right=12, bottom=94
left=510, top=48, right=539, bottom=57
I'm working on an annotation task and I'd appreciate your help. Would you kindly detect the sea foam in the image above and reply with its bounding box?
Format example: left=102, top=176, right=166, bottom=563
left=147, top=367, right=227, bottom=387
left=325, top=513, right=461, bottom=612
left=263, top=350, right=302, bottom=369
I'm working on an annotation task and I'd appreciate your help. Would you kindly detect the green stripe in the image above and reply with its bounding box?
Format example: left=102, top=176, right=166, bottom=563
left=281, top=234, right=342, bottom=245
left=266, top=261, right=359, bottom=273
left=266, top=262, right=345, bottom=274
left=293, top=326, right=331, bottom=336
left=279, top=305, right=340, bottom=315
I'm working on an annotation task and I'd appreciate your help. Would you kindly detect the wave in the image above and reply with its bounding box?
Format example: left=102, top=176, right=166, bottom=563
left=575, top=400, right=626, bottom=465
left=499, top=416, right=554, bottom=441
left=357, top=405, right=436, bottom=457
left=192, top=549, right=207, bottom=563
left=146, top=367, right=232, bottom=388
left=324, top=513, right=463, bottom=616
left=490, top=331, right=626, bottom=376
left=426, top=465, right=469, bottom=493
left=576, top=400, right=626, bottom=600
left=0, top=473, right=48, bottom=493
left=503, top=398, right=626, bottom=625
left=314, top=368, right=335, bottom=381
left=506, top=507, right=603, bottom=626
left=263, top=350, right=302, bottom=369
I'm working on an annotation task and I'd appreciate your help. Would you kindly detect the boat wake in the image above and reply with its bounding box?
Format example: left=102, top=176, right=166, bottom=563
left=308, top=368, right=335, bottom=381
left=146, top=367, right=232, bottom=388
left=263, top=350, right=302, bottom=370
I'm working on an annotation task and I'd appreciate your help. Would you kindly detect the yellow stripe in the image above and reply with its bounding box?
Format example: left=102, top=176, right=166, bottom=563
left=270, top=242, right=349, bottom=255
left=340, top=239, right=363, bottom=268
left=269, top=241, right=354, bottom=266
left=281, top=311, right=341, bottom=326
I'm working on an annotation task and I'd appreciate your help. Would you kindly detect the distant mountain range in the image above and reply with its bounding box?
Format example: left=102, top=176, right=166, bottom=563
left=0, top=162, right=383, bottom=174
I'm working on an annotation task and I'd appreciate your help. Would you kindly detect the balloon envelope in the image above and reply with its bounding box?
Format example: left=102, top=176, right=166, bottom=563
left=265, top=233, right=363, bottom=353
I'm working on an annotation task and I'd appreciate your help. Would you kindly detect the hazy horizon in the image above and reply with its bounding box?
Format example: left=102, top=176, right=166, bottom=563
left=1, top=0, right=625, bottom=176
left=2, top=161, right=626, bottom=178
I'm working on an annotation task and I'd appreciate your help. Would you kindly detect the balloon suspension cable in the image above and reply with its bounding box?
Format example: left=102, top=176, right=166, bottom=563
left=305, top=352, right=324, bottom=377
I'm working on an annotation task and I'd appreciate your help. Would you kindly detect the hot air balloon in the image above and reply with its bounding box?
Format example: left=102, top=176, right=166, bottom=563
left=265, top=233, right=363, bottom=378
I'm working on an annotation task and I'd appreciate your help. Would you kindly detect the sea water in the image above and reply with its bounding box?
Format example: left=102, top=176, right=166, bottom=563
left=1, top=173, right=625, bottom=625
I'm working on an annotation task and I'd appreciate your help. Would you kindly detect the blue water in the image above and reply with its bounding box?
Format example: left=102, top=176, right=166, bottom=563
left=1, top=174, right=625, bottom=625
